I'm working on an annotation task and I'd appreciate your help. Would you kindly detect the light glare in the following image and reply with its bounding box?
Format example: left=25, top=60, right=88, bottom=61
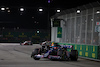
left=20, top=8, right=24, bottom=11
left=57, top=9, right=61, bottom=12
left=37, top=31, right=39, bottom=33
left=77, top=10, right=81, bottom=13
left=96, top=11, right=100, bottom=14
left=48, top=0, right=50, bottom=3
left=39, top=9, right=43, bottom=12
left=1, top=7, right=5, bottom=11
left=8, top=10, right=10, bottom=12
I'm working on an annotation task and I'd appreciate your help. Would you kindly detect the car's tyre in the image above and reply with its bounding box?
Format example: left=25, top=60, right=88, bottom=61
left=57, top=50, right=69, bottom=61
left=31, top=49, right=41, bottom=60
left=70, top=50, right=78, bottom=61
left=33, top=56, right=40, bottom=60
left=31, top=48, right=40, bottom=58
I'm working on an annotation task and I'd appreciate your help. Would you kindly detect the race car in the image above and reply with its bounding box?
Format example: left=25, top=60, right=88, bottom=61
left=20, top=41, right=33, bottom=45
left=40, top=41, right=51, bottom=46
left=31, top=43, right=78, bottom=61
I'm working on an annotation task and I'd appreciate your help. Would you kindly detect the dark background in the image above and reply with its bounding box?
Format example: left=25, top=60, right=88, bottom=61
left=0, top=0, right=99, bottom=29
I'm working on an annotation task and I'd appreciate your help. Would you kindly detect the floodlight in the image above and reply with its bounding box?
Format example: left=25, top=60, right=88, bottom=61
left=77, top=10, right=81, bottom=13
left=1, top=7, right=5, bottom=11
left=39, top=8, right=43, bottom=12
left=20, top=8, right=24, bottom=11
left=57, top=9, right=61, bottom=13
left=96, top=10, right=100, bottom=14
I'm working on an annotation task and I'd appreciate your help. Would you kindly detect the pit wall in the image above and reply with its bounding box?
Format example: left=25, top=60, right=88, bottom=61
left=57, top=43, right=100, bottom=60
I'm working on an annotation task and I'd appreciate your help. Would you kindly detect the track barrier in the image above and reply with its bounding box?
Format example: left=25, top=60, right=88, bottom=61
left=56, top=43, right=100, bottom=61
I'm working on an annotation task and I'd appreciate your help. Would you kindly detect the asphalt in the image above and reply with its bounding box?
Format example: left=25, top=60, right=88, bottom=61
left=0, top=43, right=100, bottom=67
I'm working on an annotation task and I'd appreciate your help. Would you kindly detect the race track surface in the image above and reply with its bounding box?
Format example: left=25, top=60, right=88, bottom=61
left=0, top=43, right=100, bottom=67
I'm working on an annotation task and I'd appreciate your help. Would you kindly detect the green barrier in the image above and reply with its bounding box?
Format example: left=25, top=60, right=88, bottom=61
left=98, top=46, right=100, bottom=60
left=91, top=46, right=98, bottom=59
left=57, top=42, right=99, bottom=60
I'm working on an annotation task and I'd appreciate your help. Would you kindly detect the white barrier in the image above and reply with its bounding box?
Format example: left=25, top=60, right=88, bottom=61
left=0, top=43, right=20, bottom=45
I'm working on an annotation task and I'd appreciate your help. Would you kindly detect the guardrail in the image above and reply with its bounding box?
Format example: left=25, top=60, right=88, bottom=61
left=56, top=43, right=100, bottom=60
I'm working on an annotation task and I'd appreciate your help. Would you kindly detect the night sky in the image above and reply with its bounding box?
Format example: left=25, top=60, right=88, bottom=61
left=0, top=0, right=99, bottom=29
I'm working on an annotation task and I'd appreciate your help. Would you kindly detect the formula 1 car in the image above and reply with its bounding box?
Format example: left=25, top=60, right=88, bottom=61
left=40, top=41, right=51, bottom=46
left=20, top=41, right=33, bottom=45
left=31, top=43, right=78, bottom=61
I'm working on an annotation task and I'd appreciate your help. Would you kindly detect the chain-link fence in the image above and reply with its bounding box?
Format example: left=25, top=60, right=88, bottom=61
left=52, top=2, right=100, bottom=45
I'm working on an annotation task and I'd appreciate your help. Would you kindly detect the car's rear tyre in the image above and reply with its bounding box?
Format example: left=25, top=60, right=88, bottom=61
left=70, top=50, right=78, bottom=61
left=31, top=50, right=40, bottom=60
left=31, top=48, right=41, bottom=58
left=33, top=56, right=40, bottom=60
